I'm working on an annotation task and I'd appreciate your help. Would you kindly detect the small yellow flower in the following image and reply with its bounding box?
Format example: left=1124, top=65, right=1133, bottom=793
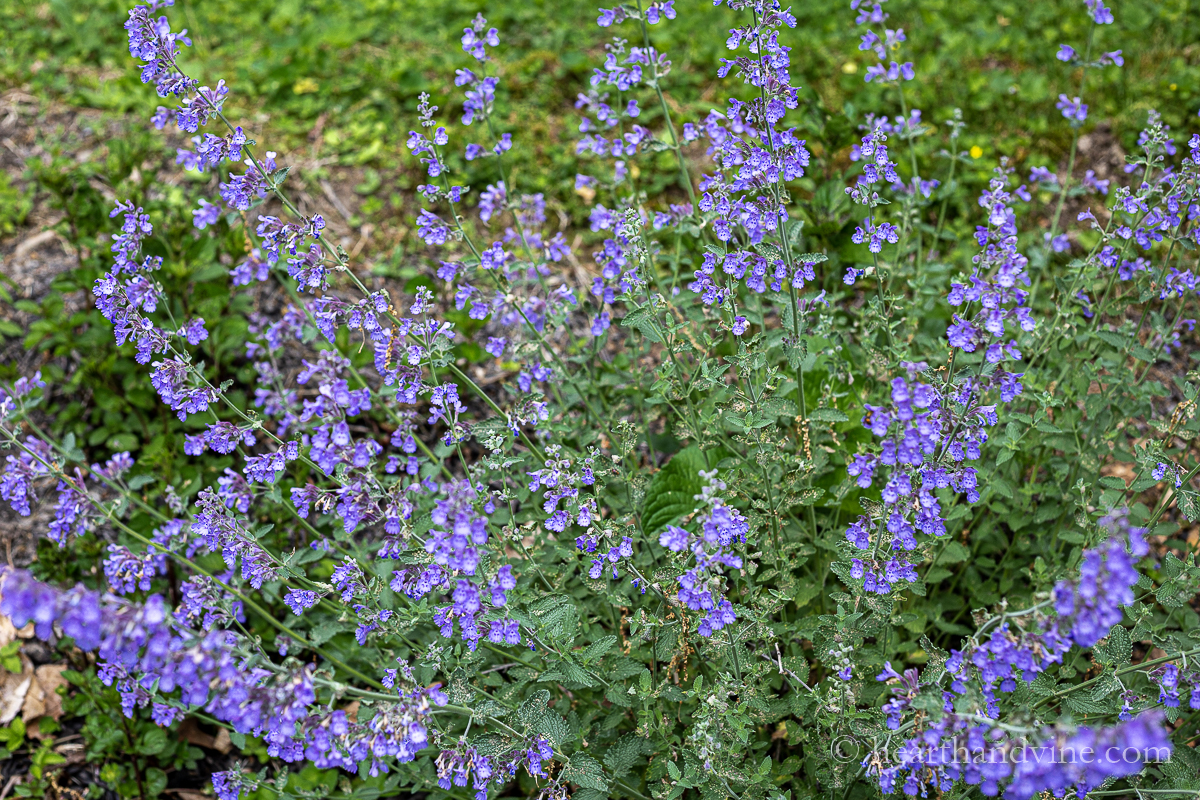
left=1169, top=83, right=1178, bottom=91
left=842, top=62, right=857, bottom=74
left=969, top=145, right=983, bottom=159
left=293, top=78, right=319, bottom=95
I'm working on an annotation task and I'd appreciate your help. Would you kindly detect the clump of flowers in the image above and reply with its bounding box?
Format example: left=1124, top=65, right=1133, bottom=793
left=1, top=0, right=1198, bottom=799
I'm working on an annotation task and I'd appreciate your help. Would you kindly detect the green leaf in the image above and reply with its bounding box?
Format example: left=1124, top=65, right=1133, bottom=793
left=924, top=567, right=952, bottom=584
left=641, top=446, right=708, bottom=534
left=0, top=642, right=22, bottom=673
left=604, top=734, right=650, bottom=779
left=581, top=635, right=617, bottom=663
left=604, top=683, right=634, bottom=708
left=137, top=727, right=167, bottom=756
left=106, top=433, right=139, bottom=452
left=145, top=767, right=168, bottom=797
left=126, top=474, right=156, bottom=490
left=793, top=583, right=821, bottom=608
left=1064, top=695, right=1109, bottom=714
left=61, top=433, right=85, bottom=463
left=1103, top=626, right=1132, bottom=665
left=1093, top=330, right=1126, bottom=349
left=620, top=307, right=663, bottom=343
left=563, top=753, right=608, bottom=791
left=991, top=478, right=1014, bottom=499
left=938, top=541, right=971, bottom=565
left=1178, top=490, right=1200, bottom=522
left=308, top=620, right=341, bottom=646
left=574, top=791, right=608, bottom=800
left=558, top=659, right=597, bottom=687
left=605, top=656, right=645, bottom=680
left=517, top=690, right=552, bottom=727
left=536, top=712, right=571, bottom=748
left=1030, top=672, right=1057, bottom=698
left=807, top=407, right=849, bottom=423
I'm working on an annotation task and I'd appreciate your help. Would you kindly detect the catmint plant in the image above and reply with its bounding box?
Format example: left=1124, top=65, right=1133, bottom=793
left=2, top=0, right=1200, bottom=798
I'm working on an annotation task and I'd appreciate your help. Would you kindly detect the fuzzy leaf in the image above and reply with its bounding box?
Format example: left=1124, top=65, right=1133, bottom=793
left=563, top=753, right=609, bottom=791
left=808, top=407, right=849, bottom=423
left=641, top=446, right=709, bottom=534
left=581, top=635, right=617, bottom=664
left=604, top=734, right=651, bottom=779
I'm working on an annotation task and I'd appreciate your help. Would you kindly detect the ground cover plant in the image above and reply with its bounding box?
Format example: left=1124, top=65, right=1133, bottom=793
left=2, top=0, right=1200, bottom=798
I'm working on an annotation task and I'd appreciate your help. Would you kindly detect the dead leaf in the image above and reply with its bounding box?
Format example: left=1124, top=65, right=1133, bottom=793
left=177, top=717, right=216, bottom=750
left=0, top=653, right=34, bottom=724
left=0, top=617, right=16, bottom=649
left=23, top=664, right=68, bottom=724
left=211, top=728, right=232, bottom=754
left=343, top=700, right=359, bottom=724
left=165, top=791, right=209, bottom=800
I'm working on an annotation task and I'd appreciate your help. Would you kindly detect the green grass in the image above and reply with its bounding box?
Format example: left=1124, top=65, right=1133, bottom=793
left=4, top=0, right=1198, bottom=214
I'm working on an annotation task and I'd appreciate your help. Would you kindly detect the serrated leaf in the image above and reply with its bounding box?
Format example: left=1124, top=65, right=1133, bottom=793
left=1090, top=672, right=1122, bottom=701
left=517, top=690, right=552, bottom=727
left=1103, top=626, right=1132, bottom=665
left=1178, top=490, right=1200, bottom=522
left=605, top=656, right=645, bottom=680
left=620, top=307, right=663, bottom=343
left=604, top=683, right=634, bottom=707
left=1063, top=695, right=1110, bottom=714
left=808, top=407, right=849, bottom=423
left=1030, top=672, right=1057, bottom=698
left=558, top=659, right=596, bottom=687
left=603, top=734, right=650, bottom=779
left=641, top=446, right=708, bottom=534
left=563, top=753, right=608, bottom=791
left=582, top=635, right=617, bottom=663
left=308, top=619, right=341, bottom=646
left=537, top=712, right=570, bottom=748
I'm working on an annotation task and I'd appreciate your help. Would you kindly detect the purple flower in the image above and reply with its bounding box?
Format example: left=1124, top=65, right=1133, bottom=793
left=1085, top=0, right=1114, bottom=24
left=645, top=1, right=675, bottom=23
left=192, top=199, right=220, bottom=229
left=461, top=14, right=499, bottom=61
left=284, top=588, right=319, bottom=615
left=659, top=525, right=689, bottom=552
left=1056, top=94, right=1088, bottom=123
left=151, top=703, right=184, bottom=726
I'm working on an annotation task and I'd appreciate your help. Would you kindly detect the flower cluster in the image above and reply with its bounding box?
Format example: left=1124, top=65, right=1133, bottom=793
left=659, top=472, right=747, bottom=637
left=867, top=521, right=1156, bottom=796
